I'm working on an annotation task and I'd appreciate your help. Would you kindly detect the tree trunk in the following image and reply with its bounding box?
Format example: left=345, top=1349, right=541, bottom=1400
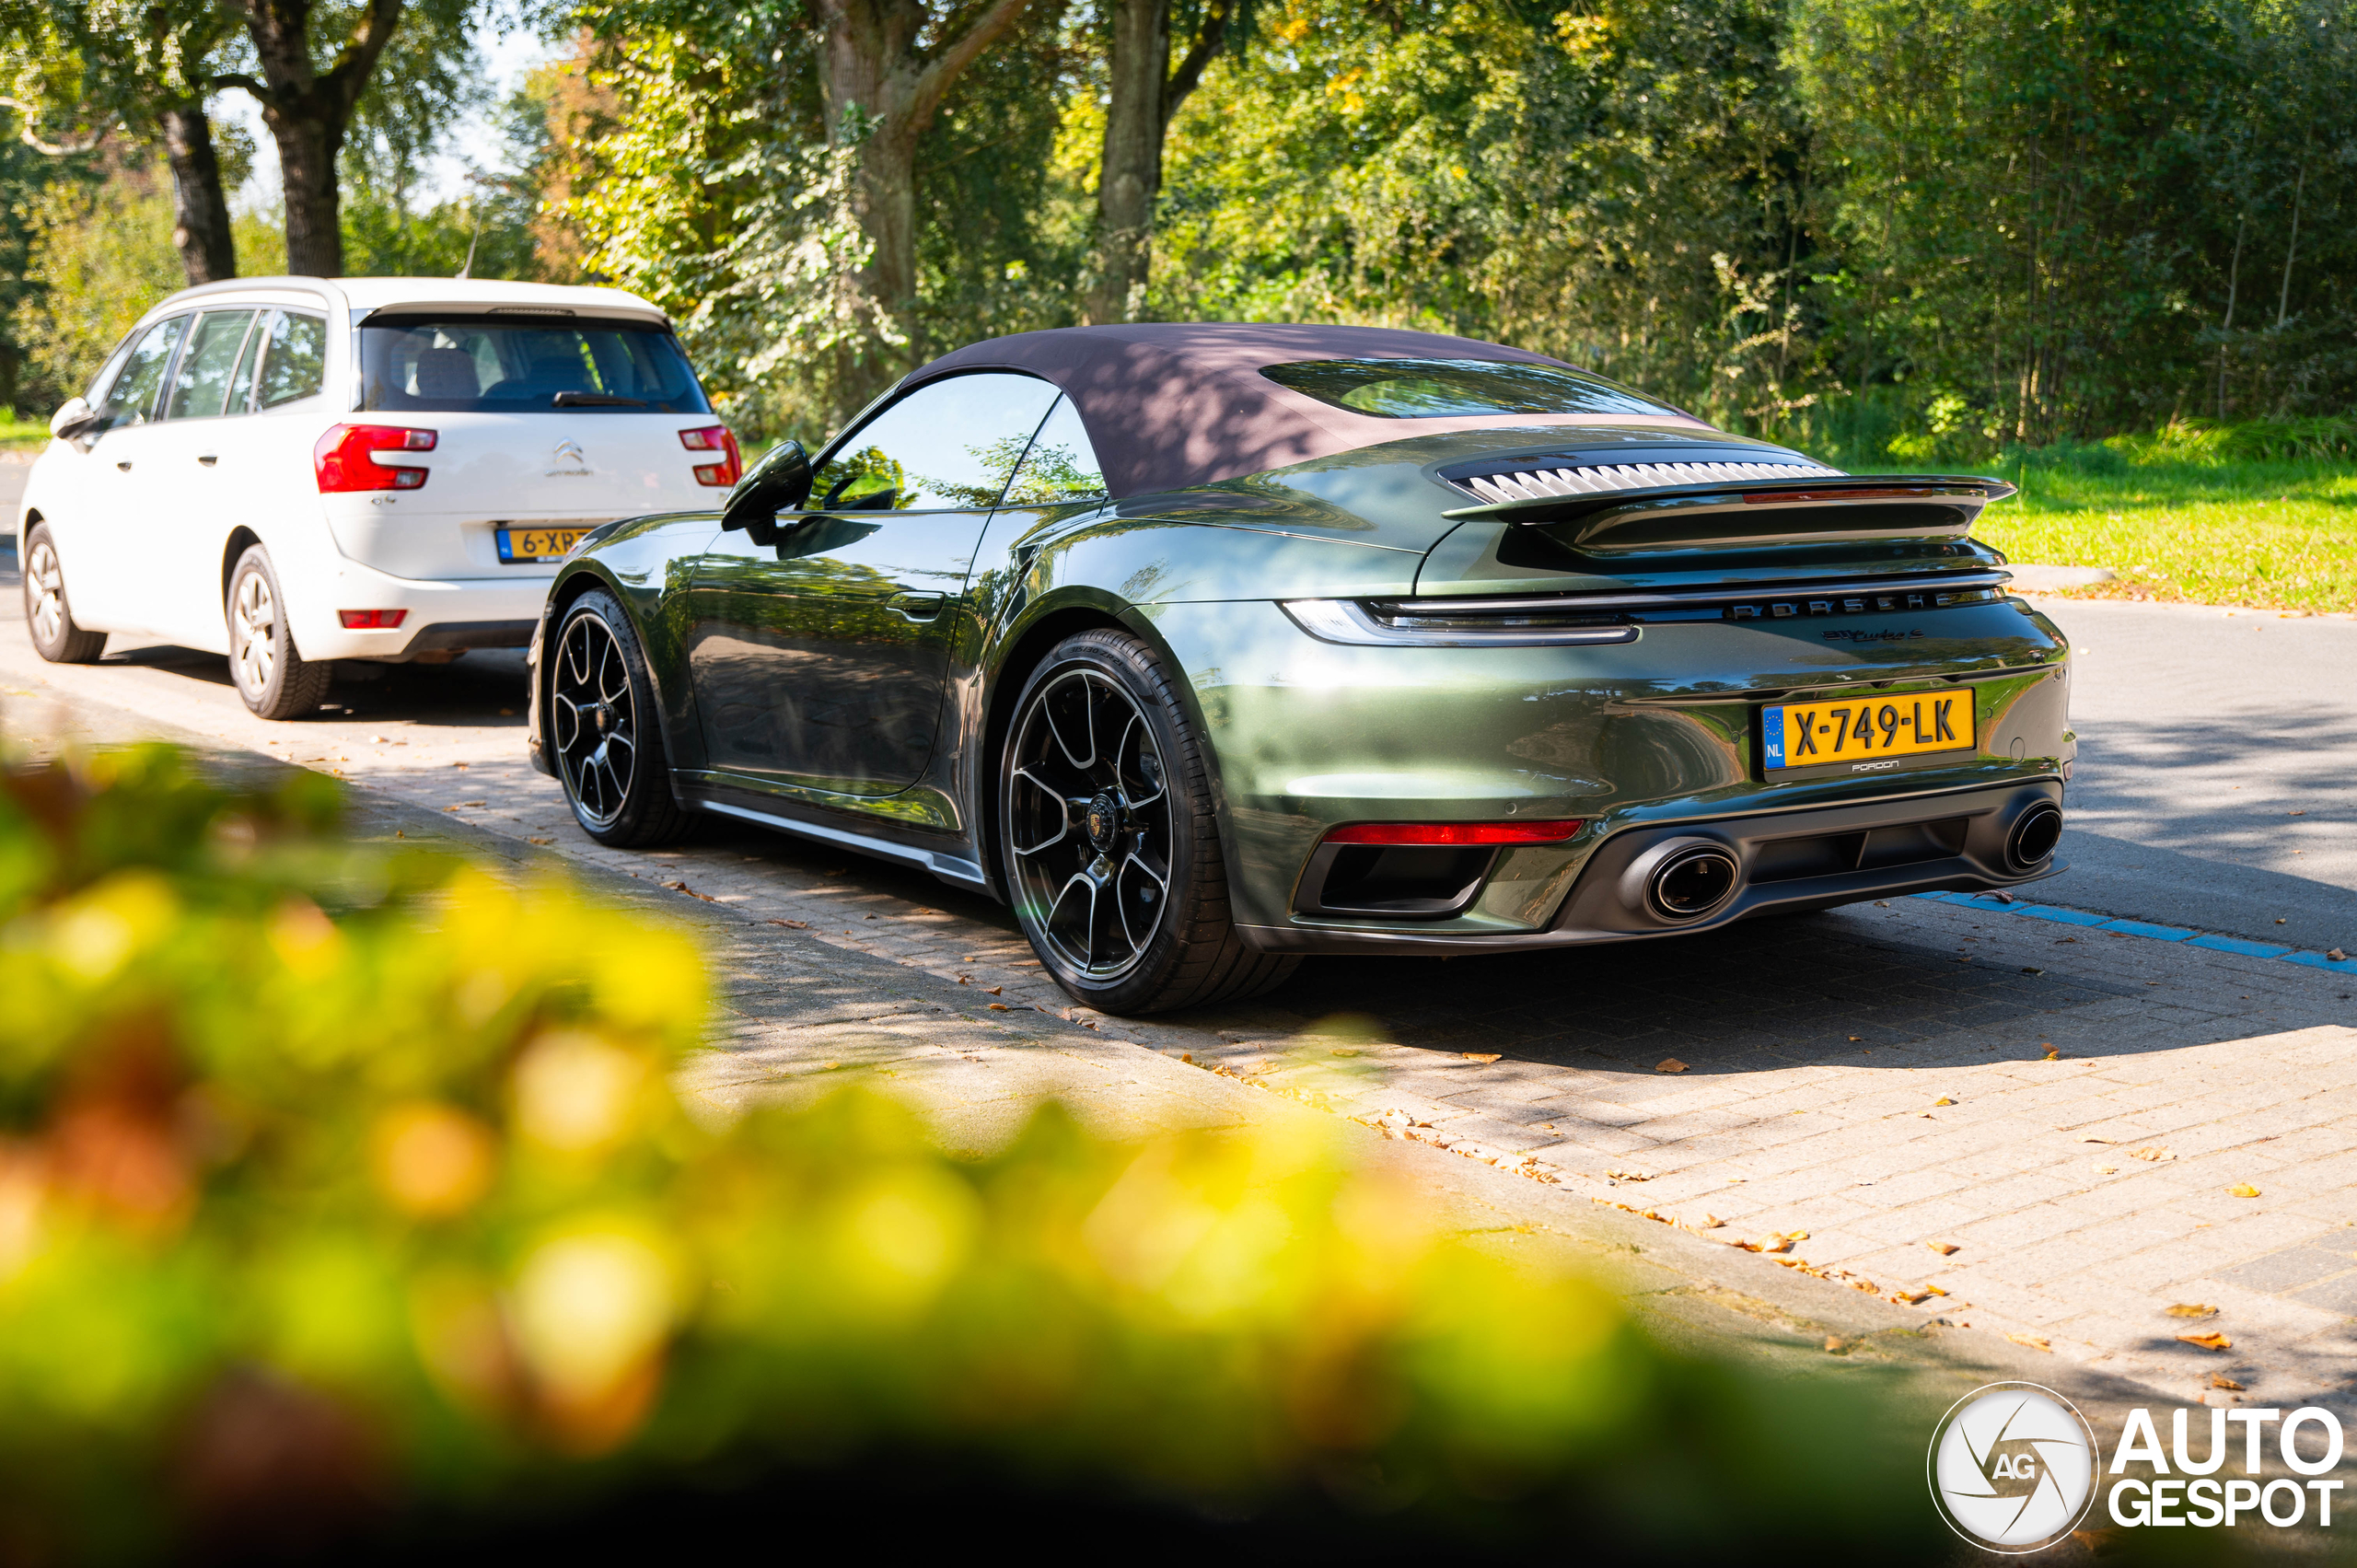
left=161, top=104, right=238, bottom=285
left=1086, top=0, right=1233, bottom=325
left=811, top=0, right=1037, bottom=416
left=1086, top=0, right=1167, bottom=324
left=232, top=0, right=409, bottom=278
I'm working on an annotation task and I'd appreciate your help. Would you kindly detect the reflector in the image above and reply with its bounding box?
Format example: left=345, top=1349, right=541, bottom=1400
left=1323, top=820, right=1584, bottom=846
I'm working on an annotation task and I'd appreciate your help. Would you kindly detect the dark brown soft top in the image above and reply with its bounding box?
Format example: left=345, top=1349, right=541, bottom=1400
left=907, top=323, right=1711, bottom=498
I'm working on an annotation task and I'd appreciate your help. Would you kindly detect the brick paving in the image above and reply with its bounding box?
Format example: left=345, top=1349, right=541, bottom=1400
left=6, top=634, right=2357, bottom=1413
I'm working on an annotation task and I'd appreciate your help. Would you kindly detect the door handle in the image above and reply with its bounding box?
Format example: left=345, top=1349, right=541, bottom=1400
left=116, top=460, right=132, bottom=471
left=888, top=591, right=948, bottom=621
left=197, top=454, right=218, bottom=466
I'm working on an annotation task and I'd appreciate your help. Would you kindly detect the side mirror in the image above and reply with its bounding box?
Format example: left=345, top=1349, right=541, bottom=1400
left=49, top=397, right=97, bottom=442
left=722, top=440, right=813, bottom=542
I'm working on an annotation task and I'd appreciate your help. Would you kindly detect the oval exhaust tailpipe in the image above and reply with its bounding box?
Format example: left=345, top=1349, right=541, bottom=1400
left=1620, top=839, right=1742, bottom=923
left=2006, top=802, right=2063, bottom=871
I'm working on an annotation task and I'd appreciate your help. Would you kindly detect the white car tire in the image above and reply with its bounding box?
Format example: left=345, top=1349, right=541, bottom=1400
left=21, top=523, right=108, bottom=664
left=226, top=546, right=332, bottom=721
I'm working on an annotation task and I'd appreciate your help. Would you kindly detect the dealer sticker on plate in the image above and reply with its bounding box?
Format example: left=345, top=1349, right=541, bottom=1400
left=1763, top=688, right=1974, bottom=772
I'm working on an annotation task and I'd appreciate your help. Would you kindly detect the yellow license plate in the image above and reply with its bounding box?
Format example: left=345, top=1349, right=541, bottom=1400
left=497, top=527, right=590, bottom=563
left=1763, top=688, right=1974, bottom=772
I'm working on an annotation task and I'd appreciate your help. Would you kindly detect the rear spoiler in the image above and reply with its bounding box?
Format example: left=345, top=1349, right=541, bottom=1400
left=1438, top=474, right=2017, bottom=556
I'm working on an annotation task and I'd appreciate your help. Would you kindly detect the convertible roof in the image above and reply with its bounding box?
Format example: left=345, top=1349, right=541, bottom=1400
left=906, top=323, right=1712, bottom=499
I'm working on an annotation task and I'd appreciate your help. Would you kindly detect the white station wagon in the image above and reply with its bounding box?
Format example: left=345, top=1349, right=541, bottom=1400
left=19, top=276, right=739, bottom=716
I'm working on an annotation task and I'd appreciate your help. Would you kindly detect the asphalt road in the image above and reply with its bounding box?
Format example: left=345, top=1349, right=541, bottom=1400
left=1, top=526, right=2350, bottom=951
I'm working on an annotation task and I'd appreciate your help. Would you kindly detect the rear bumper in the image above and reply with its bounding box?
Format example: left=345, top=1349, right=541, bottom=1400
left=303, top=560, right=552, bottom=659
left=1238, top=778, right=2064, bottom=955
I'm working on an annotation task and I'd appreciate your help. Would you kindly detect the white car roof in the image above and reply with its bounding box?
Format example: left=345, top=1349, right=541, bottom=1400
left=137, top=276, right=672, bottom=327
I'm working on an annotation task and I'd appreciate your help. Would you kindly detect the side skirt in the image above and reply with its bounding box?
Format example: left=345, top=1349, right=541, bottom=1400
left=678, top=779, right=993, bottom=895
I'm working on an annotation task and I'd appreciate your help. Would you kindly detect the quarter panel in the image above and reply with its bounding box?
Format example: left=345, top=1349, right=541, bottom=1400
left=553, top=511, right=723, bottom=771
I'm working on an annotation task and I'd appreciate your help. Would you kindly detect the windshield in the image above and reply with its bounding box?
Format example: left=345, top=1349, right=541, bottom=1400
left=358, top=315, right=711, bottom=414
left=1261, top=357, right=1678, bottom=419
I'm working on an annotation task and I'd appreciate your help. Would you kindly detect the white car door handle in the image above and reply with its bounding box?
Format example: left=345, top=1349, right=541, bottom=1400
left=197, top=454, right=218, bottom=466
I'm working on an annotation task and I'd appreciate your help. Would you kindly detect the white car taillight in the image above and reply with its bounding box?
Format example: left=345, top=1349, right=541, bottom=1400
left=680, top=424, right=742, bottom=487
left=316, top=424, right=437, bottom=492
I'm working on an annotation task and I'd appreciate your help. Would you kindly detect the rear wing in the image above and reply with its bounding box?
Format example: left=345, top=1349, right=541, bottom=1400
left=1438, top=473, right=2017, bottom=556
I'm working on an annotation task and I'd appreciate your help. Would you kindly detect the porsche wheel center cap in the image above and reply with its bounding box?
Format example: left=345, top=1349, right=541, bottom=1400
left=1086, top=791, right=1123, bottom=852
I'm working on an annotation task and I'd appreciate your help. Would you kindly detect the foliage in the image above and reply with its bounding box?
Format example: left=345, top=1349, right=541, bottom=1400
left=0, top=745, right=1948, bottom=1558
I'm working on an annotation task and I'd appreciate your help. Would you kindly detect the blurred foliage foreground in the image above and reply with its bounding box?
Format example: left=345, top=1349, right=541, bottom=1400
left=0, top=747, right=1941, bottom=1562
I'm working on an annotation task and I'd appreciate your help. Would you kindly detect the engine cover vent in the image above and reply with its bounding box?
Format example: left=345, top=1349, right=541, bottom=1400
left=1455, top=459, right=1844, bottom=505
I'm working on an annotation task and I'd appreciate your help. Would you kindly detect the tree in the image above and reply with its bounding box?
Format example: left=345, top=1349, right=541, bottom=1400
left=807, top=0, right=1039, bottom=402
left=1084, top=0, right=1238, bottom=323
left=220, top=0, right=476, bottom=275
left=0, top=0, right=245, bottom=284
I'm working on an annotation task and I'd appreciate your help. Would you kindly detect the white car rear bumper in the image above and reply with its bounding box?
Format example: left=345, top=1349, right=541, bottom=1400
left=304, top=559, right=551, bottom=659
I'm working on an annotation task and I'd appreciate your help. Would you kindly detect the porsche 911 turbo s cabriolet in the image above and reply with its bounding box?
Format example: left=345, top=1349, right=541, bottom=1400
left=527, top=324, right=2072, bottom=1015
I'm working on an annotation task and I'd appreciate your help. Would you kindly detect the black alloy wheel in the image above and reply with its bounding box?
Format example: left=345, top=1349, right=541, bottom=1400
left=20, top=522, right=107, bottom=664
left=551, top=589, right=694, bottom=846
left=1000, top=630, right=1296, bottom=1015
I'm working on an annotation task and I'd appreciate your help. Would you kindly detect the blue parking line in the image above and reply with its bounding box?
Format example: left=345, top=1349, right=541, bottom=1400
left=1906, top=891, right=2354, bottom=975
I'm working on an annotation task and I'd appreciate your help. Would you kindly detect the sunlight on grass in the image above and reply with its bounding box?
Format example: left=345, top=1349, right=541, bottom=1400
left=1875, top=438, right=2357, bottom=613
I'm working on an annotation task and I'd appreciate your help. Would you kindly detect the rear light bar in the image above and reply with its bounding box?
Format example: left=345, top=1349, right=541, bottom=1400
left=1323, top=820, right=1585, bottom=846
left=316, top=424, right=435, bottom=493
left=338, top=610, right=409, bottom=629
left=680, top=424, right=742, bottom=486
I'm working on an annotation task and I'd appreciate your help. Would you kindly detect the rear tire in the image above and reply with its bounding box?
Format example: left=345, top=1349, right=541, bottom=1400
left=998, top=629, right=1297, bottom=1016
left=226, top=547, right=331, bottom=720
left=549, top=589, right=697, bottom=847
left=21, top=523, right=108, bottom=664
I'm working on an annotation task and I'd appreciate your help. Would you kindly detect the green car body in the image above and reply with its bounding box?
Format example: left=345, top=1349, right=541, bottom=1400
left=528, top=328, right=2070, bottom=1004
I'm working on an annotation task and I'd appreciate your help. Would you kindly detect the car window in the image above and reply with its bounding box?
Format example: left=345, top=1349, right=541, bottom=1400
left=810, top=372, right=1062, bottom=511
left=356, top=316, right=712, bottom=414
left=1261, top=357, right=1679, bottom=418
left=164, top=309, right=258, bottom=420
left=92, top=316, right=188, bottom=435
left=226, top=315, right=265, bottom=414
left=1002, top=395, right=1109, bottom=505
left=253, top=310, right=328, bottom=409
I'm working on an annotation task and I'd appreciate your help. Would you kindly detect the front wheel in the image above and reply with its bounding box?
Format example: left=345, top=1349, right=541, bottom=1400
left=21, top=523, right=107, bottom=664
left=549, top=589, right=696, bottom=846
left=998, top=629, right=1296, bottom=1016
left=226, top=546, right=331, bottom=719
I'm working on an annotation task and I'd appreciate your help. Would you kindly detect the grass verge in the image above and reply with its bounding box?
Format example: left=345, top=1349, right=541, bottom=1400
left=1865, top=436, right=2357, bottom=613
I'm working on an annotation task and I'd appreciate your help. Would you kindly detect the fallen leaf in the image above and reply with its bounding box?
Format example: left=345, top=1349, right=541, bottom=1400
left=1698, top=1214, right=1724, bottom=1228
left=2227, top=1183, right=2261, bottom=1198
left=1992, top=891, right=2015, bottom=904
left=1823, top=1336, right=1845, bottom=1353
left=988, top=1003, right=1010, bottom=1011
left=1760, top=1237, right=1794, bottom=1253
left=983, top=986, right=1003, bottom=996
left=528, top=836, right=553, bottom=845
left=1848, top=1035, right=1862, bottom=1042
left=2042, top=1045, right=2061, bottom=1060
left=1180, top=1053, right=1194, bottom=1064
left=2007, top=1334, right=2052, bottom=1353
left=2077, top=1134, right=2118, bottom=1144
left=2212, top=1375, right=2245, bottom=1391
left=1895, top=1288, right=1935, bottom=1305
left=2330, top=948, right=2349, bottom=962
left=2097, top=1165, right=2118, bottom=1174
left=1329, top=1047, right=1363, bottom=1057
left=1933, top=1096, right=1956, bottom=1107
left=768, top=918, right=809, bottom=929
left=1606, top=1169, right=1653, bottom=1182
left=1655, top=1058, right=1688, bottom=1074
left=2022, top=966, right=2045, bottom=975
left=1927, top=1241, right=1960, bottom=1256
left=1461, top=1052, right=1503, bottom=1064
left=1924, top=1284, right=1949, bottom=1295
left=2177, top=1331, right=2232, bottom=1352
left=2128, top=1146, right=2175, bottom=1162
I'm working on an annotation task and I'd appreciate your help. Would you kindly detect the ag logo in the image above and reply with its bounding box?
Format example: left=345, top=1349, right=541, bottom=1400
left=1928, top=1382, right=2097, bottom=1552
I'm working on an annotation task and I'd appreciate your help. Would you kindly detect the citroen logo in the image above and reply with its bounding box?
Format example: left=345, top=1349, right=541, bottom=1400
left=553, top=439, right=585, bottom=463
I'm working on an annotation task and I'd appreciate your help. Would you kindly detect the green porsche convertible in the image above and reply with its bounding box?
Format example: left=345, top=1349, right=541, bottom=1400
left=527, top=324, right=2071, bottom=1015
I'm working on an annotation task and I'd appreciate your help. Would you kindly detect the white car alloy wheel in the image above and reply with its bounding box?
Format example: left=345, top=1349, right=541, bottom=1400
left=19, top=526, right=106, bottom=664
left=225, top=547, right=331, bottom=720
left=232, top=567, right=280, bottom=694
